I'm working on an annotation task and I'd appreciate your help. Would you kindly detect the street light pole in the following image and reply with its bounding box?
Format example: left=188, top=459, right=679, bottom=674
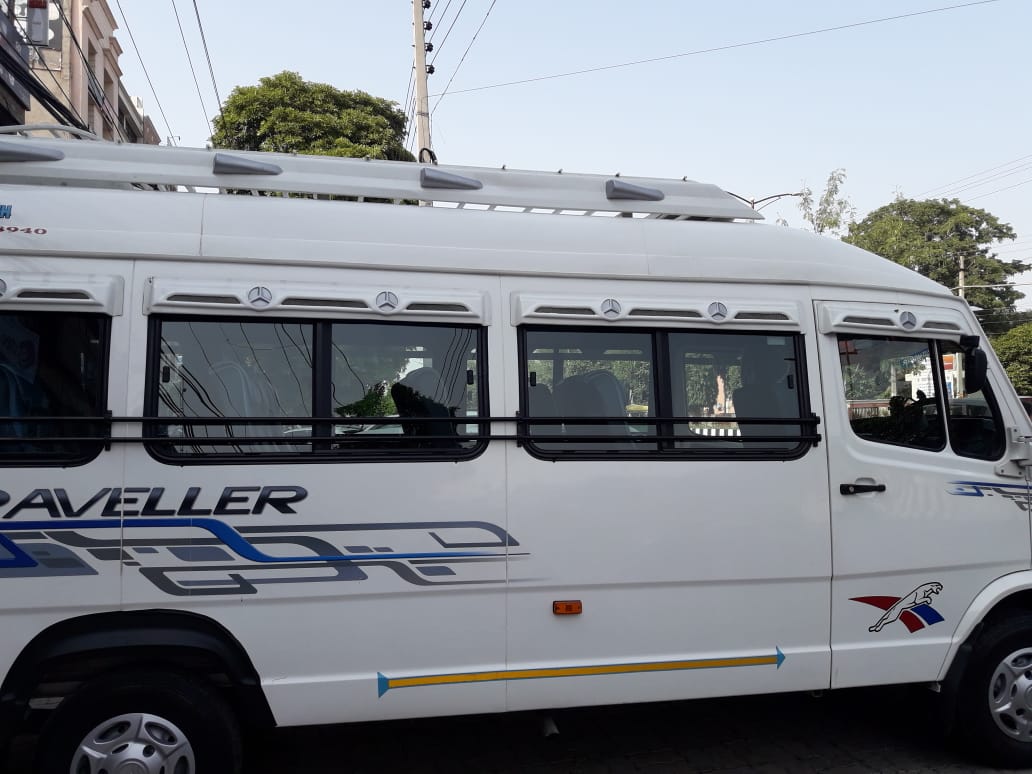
left=725, top=191, right=805, bottom=211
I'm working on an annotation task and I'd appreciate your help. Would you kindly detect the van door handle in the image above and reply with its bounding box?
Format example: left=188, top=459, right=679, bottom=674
left=839, top=483, right=886, bottom=495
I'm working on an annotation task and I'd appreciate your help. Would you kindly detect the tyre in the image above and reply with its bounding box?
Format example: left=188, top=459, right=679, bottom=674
left=34, top=668, right=242, bottom=774
left=956, top=614, right=1032, bottom=768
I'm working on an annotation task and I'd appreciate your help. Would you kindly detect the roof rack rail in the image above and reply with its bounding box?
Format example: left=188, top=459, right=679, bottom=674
left=0, top=132, right=762, bottom=221
left=0, top=123, right=104, bottom=140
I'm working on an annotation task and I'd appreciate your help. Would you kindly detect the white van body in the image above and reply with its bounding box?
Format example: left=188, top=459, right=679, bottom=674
left=2, top=131, right=1031, bottom=771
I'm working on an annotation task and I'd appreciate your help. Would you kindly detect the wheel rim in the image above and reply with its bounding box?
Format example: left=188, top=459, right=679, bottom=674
left=989, top=647, right=1032, bottom=742
left=70, top=712, right=195, bottom=774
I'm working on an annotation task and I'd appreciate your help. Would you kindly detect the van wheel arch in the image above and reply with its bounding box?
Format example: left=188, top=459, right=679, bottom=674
left=0, top=609, right=274, bottom=742
left=938, top=590, right=1032, bottom=733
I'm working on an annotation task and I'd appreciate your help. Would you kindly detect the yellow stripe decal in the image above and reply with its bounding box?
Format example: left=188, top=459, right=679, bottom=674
left=377, top=648, right=784, bottom=696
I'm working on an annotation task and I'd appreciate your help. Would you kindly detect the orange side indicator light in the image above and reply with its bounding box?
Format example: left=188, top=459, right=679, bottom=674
left=553, top=600, right=583, bottom=615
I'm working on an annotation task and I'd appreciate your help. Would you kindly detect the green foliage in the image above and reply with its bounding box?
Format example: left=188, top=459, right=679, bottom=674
left=841, top=364, right=880, bottom=400
left=991, top=323, right=1032, bottom=394
left=211, top=71, right=414, bottom=161
left=844, top=197, right=1027, bottom=312
left=683, top=361, right=741, bottom=411
left=563, top=359, right=652, bottom=406
left=335, top=382, right=396, bottom=418
left=798, top=169, right=855, bottom=235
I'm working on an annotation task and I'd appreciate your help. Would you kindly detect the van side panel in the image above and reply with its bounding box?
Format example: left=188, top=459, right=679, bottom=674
left=503, top=277, right=832, bottom=710
left=119, top=264, right=509, bottom=726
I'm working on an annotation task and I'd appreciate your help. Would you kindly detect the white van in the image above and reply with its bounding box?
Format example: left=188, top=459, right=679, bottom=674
left=1, top=128, right=1031, bottom=772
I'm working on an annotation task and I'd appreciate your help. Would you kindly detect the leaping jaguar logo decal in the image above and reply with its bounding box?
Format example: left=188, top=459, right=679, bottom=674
left=852, top=582, right=944, bottom=633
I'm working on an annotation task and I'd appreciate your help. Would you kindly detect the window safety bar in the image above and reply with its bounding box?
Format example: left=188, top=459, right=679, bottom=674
left=0, top=414, right=822, bottom=446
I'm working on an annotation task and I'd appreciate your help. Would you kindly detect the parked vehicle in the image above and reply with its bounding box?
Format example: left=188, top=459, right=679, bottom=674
left=2, top=127, right=1032, bottom=772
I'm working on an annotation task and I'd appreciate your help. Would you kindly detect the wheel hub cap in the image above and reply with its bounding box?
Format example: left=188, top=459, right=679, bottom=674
left=989, top=647, right=1032, bottom=742
left=71, top=712, right=195, bottom=774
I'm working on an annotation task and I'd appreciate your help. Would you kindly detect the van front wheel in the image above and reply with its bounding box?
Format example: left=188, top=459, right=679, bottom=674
left=34, top=668, right=241, bottom=774
left=957, top=615, right=1032, bottom=768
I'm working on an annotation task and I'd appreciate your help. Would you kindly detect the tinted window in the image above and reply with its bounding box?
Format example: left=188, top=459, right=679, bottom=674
left=940, top=342, right=1005, bottom=460
left=520, top=326, right=811, bottom=459
left=669, top=332, right=803, bottom=452
left=839, top=335, right=945, bottom=451
left=150, top=317, right=484, bottom=461
left=525, top=329, right=655, bottom=451
left=0, top=312, right=108, bottom=465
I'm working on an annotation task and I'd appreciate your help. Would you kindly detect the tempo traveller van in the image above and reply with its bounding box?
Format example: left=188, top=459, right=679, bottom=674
left=2, top=127, right=1032, bottom=772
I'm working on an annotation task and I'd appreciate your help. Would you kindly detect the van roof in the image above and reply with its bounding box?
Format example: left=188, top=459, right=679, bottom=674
left=0, top=131, right=950, bottom=300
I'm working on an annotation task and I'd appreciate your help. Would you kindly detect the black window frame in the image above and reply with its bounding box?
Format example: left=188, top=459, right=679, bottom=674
left=144, top=314, right=488, bottom=465
left=518, top=324, right=817, bottom=462
left=939, top=341, right=1007, bottom=462
left=0, top=310, right=111, bottom=468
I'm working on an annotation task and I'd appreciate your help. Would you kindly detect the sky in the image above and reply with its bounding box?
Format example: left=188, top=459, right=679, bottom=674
left=109, top=0, right=1031, bottom=316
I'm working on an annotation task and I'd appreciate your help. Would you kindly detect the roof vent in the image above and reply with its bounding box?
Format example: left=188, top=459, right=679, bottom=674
left=534, top=305, right=595, bottom=316
left=405, top=302, right=470, bottom=312
left=842, top=315, right=894, bottom=327
left=166, top=293, right=240, bottom=305
left=16, top=290, right=90, bottom=300
left=628, top=308, right=703, bottom=318
left=282, top=298, right=369, bottom=309
left=735, top=311, right=790, bottom=321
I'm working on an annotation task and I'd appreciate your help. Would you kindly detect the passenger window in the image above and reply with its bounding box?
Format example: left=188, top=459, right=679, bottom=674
left=521, top=326, right=812, bottom=459
left=940, top=342, right=1005, bottom=460
left=524, top=329, right=655, bottom=451
left=670, top=332, right=803, bottom=451
left=331, top=323, right=479, bottom=450
left=0, top=312, right=108, bottom=465
left=150, top=317, right=484, bottom=461
left=156, top=320, right=315, bottom=455
left=838, top=335, right=946, bottom=451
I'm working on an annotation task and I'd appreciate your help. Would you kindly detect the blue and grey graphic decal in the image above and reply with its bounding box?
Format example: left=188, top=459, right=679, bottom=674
left=949, top=481, right=1031, bottom=511
left=2, top=494, right=519, bottom=598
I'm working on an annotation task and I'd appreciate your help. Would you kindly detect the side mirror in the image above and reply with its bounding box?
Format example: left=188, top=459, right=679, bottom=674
left=964, top=348, right=988, bottom=394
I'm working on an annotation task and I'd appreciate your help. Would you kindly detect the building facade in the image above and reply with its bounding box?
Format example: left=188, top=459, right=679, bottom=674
left=0, top=2, right=31, bottom=125
left=14, top=0, right=157, bottom=142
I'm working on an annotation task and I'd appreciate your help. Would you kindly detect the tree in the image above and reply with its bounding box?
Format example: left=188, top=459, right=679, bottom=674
left=211, top=71, right=414, bottom=161
left=844, top=198, right=1027, bottom=312
left=992, top=323, right=1032, bottom=394
left=797, top=169, right=855, bottom=235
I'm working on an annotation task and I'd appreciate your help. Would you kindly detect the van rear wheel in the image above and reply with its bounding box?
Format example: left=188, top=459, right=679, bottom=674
left=956, top=614, right=1032, bottom=768
left=35, top=668, right=241, bottom=774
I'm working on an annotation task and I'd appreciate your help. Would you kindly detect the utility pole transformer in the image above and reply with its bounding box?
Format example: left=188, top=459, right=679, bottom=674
left=412, top=0, right=433, bottom=163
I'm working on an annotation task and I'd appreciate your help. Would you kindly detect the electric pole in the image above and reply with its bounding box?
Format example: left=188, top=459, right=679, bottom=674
left=412, top=0, right=433, bottom=163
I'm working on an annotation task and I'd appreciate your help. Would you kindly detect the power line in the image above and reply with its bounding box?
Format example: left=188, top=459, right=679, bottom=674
left=429, top=0, right=470, bottom=66
left=191, top=0, right=225, bottom=129
left=169, top=0, right=213, bottom=139
left=430, top=0, right=1003, bottom=99
left=402, top=67, right=414, bottom=126
left=428, top=0, right=454, bottom=28
left=7, top=13, right=87, bottom=129
left=936, top=163, right=1032, bottom=198
left=926, top=161, right=1032, bottom=199
left=918, top=153, right=1032, bottom=197
left=432, top=0, right=498, bottom=114
left=112, top=0, right=177, bottom=144
left=965, top=177, right=1032, bottom=203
